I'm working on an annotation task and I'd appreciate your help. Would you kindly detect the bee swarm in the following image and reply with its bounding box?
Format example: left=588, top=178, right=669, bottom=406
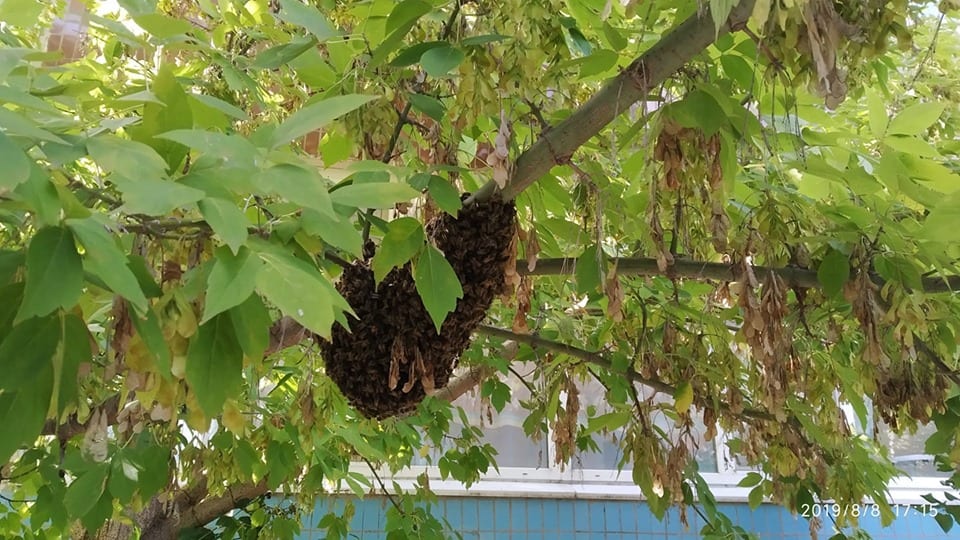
left=319, top=197, right=516, bottom=419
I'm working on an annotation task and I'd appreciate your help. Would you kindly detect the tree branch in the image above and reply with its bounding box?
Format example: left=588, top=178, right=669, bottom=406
left=430, top=365, right=489, bottom=402
left=474, top=324, right=775, bottom=422
left=178, top=479, right=269, bottom=530
left=468, top=0, right=757, bottom=203
left=519, top=257, right=960, bottom=293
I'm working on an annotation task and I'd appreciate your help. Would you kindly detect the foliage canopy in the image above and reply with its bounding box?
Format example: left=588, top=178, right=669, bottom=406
left=1, top=0, right=960, bottom=538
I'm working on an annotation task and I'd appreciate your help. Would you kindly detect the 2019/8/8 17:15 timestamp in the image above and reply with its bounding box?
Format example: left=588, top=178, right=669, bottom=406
left=800, top=503, right=939, bottom=518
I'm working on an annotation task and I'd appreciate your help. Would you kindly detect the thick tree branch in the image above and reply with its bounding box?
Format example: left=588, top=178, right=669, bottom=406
left=178, top=479, right=269, bottom=530
left=520, top=257, right=960, bottom=293
left=469, top=0, right=757, bottom=203
left=430, top=365, right=489, bottom=402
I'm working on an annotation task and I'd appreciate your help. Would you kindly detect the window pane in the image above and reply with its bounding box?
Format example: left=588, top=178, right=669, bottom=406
left=413, top=363, right=549, bottom=469
left=879, top=422, right=949, bottom=478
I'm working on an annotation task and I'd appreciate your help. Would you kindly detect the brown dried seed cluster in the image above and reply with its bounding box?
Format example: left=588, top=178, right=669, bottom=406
left=319, top=198, right=517, bottom=418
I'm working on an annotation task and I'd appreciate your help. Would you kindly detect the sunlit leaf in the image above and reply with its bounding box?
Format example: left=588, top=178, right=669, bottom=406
left=413, top=245, right=463, bottom=333
left=371, top=217, right=425, bottom=284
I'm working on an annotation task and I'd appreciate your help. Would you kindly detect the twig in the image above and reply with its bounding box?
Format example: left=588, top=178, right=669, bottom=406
left=910, top=14, right=945, bottom=88
left=362, top=457, right=404, bottom=515
left=0, top=493, right=33, bottom=504
left=439, top=0, right=461, bottom=41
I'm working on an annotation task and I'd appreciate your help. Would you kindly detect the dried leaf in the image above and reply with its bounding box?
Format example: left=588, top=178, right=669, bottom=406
left=525, top=226, right=540, bottom=272
left=604, top=264, right=624, bottom=322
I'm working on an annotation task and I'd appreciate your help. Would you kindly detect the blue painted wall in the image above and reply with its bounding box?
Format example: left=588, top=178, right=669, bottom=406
left=297, top=497, right=959, bottom=539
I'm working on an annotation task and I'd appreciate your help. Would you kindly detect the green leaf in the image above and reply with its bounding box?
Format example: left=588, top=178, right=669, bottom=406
left=56, top=313, right=91, bottom=415
left=156, top=129, right=260, bottom=170
left=420, top=44, right=465, bottom=77
left=817, top=249, right=850, bottom=298
left=129, top=64, right=193, bottom=172
left=668, top=90, right=727, bottom=136
left=391, top=41, right=445, bottom=67
left=228, top=293, right=271, bottom=361
left=277, top=0, right=338, bottom=41
left=132, top=13, right=195, bottom=37
left=0, top=315, right=62, bottom=388
left=673, top=381, right=693, bottom=411
left=427, top=175, right=462, bottom=216
left=888, top=102, right=946, bottom=136
left=185, top=313, right=244, bottom=416
left=199, top=197, right=249, bottom=254
left=0, top=131, right=31, bottom=191
left=413, top=245, right=463, bottom=333
left=202, top=246, right=263, bottom=323
left=0, top=108, right=67, bottom=144
left=64, top=464, right=109, bottom=519
left=585, top=410, right=631, bottom=434
left=330, top=182, right=420, bottom=209
left=17, top=226, right=83, bottom=322
left=0, top=0, right=43, bottom=28
left=920, top=191, right=960, bottom=242
left=747, top=485, right=764, bottom=509
left=372, top=217, right=426, bottom=284
left=737, top=472, right=763, bottom=487
left=112, top=176, right=206, bottom=215
left=188, top=94, right=249, bottom=121
left=385, top=0, right=431, bottom=35
left=109, top=452, right=141, bottom=504
left=602, top=22, right=627, bottom=51
left=129, top=306, right=172, bottom=379
left=0, top=315, right=55, bottom=463
left=67, top=218, right=149, bottom=314
left=257, top=164, right=335, bottom=217
left=719, top=54, right=754, bottom=88
left=255, top=249, right=337, bottom=338
left=300, top=209, right=362, bottom=257
left=0, top=250, right=23, bottom=286
left=460, top=33, right=509, bottom=47
left=271, top=94, right=379, bottom=148
left=132, top=443, right=171, bottom=498
left=709, top=0, right=737, bottom=34
left=407, top=93, right=445, bottom=122
left=13, top=165, right=61, bottom=227
left=883, top=135, right=940, bottom=158
left=253, top=36, right=317, bottom=69
left=866, top=90, right=888, bottom=138
left=578, top=49, right=618, bottom=79
left=575, top=244, right=602, bottom=293
left=86, top=134, right=169, bottom=181
left=936, top=512, right=954, bottom=533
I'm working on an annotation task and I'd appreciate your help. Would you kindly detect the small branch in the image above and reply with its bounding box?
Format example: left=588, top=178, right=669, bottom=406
left=363, top=457, right=404, bottom=514
left=910, top=13, right=944, bottom=88
left=382, top=102, right=414, bottom=164
left=475, top=324, right=776, bottom=422
left=439, top=0, right=461, bottom=41
left=431, top=365, right=489, bottom=402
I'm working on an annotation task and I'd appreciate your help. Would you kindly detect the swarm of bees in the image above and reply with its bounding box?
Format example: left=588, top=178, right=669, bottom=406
left=319, top=197, right=516, bottom=418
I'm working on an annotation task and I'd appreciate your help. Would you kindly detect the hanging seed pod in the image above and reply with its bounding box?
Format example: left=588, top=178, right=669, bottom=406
left=319, top=197, right=517, bottom=418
